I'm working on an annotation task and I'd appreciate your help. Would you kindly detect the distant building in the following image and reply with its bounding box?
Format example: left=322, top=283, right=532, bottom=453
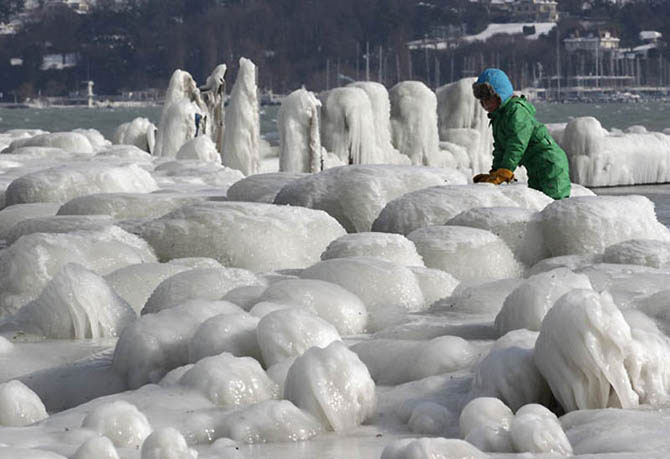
left=41, top=53, right=78, bottom=70
left=485, top=0, right=558, bottom=22
left=563, top=31, right=620, bottom=54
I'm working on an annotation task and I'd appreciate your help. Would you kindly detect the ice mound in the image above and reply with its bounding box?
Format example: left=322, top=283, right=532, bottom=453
left=3, top=132, right=94, bottom=154
left=95, top=145, right=153, bottom=162
left=9, top=263, right=136, bottom=339
left=534, top=289, right=639, bottom=411
left=321, top=232, right=425, bottom=267
left=0, top=336, right=13, bottom=353
left=372, top=185, right=520, bottom=235
left=141, top=427, right=197, bottom=459
left=113, top=116, right=156, bottom=153
left=142, top=267, right=260, bottom=314
left=410, top=266, right=461, bottom=306
left=178, top=353, right=279, bottom=407
left=81, top=400, right=152, bottom=448
left=511, top=404, right=572, bottom=455
left=381, top=438, right=489, bottom=459
left=274, top=165, right=464, bottom=232
left=494, top=268, right=593, bottom=334
left=113, top=300, right=244, bottom=388
left=104, top=263, right=191, bottom=313
left=284, top=341, right=375, bottom=431
left=140, top=201, right=345, bottom=272
left=560, top=116, right=670, bottom=186
left=407, top=226, right=523, bottom=281
left=459, top=397, right=514, bottom=453
left=257, top=308, right=341, bottom=367
left=0, top=380, right=48, bottom=426
left=447, top=207, right=548, bottom=267
left=72, top=435, right=119, bottom=459
left=73, top=128, right=109, bottom=149
left=189, top=313, right=260, bottom=362
left=0, top=226, right=156, bottom=315
left=254, top=278, right=367, bottom=335
left=351, top=336, right=475, bottom=384
left=278, top=88, right=324, bottom=173
left=468, top=330, right=553, bottom=411
left=603, top=239, right=670, bottom=268
left=0, top=202, right=60, bottom=240
left=431, top=278, right=521, bottom=315
left=541, top=195, right=670, bottom=256
left=151, top=161, right=244, bottom=192
left=58, top=192, right=206, bottom=220
left=218, top=399, right=324, bottom=443
left=176, top=135, right=221, bottom=163
left=5, top=163, right=159, bottom=206
left=407, top=402, right=457, bottom=436
left=300, top=256, right=425, bottom=331
left=227, top=172, right=306, bottom=203
left=5, top=215, right=115, bottom=245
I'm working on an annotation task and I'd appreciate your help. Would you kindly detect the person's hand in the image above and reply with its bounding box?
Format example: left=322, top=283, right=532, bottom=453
left=482, top=168, right=514, bottom=185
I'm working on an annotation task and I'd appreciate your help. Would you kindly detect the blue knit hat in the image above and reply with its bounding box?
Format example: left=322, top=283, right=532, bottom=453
left=475, top=68, right=514, bottom=103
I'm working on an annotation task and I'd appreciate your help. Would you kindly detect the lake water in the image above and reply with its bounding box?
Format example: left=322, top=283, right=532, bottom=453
left=1, top=101, right=670, bottom=225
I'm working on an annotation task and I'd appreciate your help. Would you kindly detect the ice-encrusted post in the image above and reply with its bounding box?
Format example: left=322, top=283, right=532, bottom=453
left=200, top=64, right=227, bottom=152
left=278, top=88, right=323, bottom=173
left=222, top=58, right=260, bottom=175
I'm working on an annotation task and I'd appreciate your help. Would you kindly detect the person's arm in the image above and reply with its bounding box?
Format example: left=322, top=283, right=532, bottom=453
left=497, top=104, right=534, bottom=172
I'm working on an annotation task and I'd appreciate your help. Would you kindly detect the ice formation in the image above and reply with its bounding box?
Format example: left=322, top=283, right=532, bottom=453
left=407, top=402, right=456, bottom=436
left=112, top=117, right=156, bottom=153
left=407, top=225, right=524, bottom=281
left=541, top=195, right=670, bottom=256
left=72, top=435, right=119, bottom=459
left=5, top=214, right=114, bottom=245
left=381, top=438, right=489, bottom=459
left=409, top=266, right=461, bottom=306
left=81, top=400, right=152, bottom=448
left=175, top=135, right=221, bottom=163
left=278, top=88, right=324, bottom=172
left=284, top=341, right=375, bottom=431
left=2, top=132, right=94, bottom=154
left=459, top=397, right=514, bottom=453
left=321, top=232, right=425, bottom=267
left=603, top=239, right=670, bottom=268
left=140, top=427, right=197, bottom=459
left=222, top=58, right=260, bottom=175
left=510, top=404, right=572, bottom=455
left=226, top=172, right=305, bottom=203
left=0, top=380, right=47, bottom=427
left=199, top=63, right=227, bottom=151
left=140, top=201, right=345, bottom=272
left=188, top=313, right=261, bottom=362
left=274, top=164, right=465, bottom=232
left=256, top=308, right=341, bottom=367
left=0, top=202, right=61, bottom=239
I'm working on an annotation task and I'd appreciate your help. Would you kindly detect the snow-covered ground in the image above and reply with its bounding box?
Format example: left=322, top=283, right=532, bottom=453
left=2, top=68, right=670, bottom=459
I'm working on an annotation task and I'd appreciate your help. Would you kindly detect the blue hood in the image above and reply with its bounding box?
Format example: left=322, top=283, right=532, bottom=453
left=476, top=68, right=514, bottom=103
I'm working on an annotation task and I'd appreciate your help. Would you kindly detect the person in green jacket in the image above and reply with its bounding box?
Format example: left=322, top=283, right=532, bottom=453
left=471, top=68, right=571, bottom=200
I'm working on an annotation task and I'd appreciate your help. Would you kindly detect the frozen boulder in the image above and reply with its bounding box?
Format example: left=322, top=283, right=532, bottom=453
left=141, top=427, right=197, bottom=459
left=151, top=161, right=244, bottom=192
left=284, top=341, right=375, bottom=431
left=321, top=232, right=425, bottom=267
left=494, top=268, right=593, bottom=335
left=381, top=438, right=489, bottom=459
left=81, top=400, right=152, bottom=448
left=72, top=436, right=119, bottom=459
left=95, top=145, right=153, bottom=162
left=226, top=172, right=305, bottom=203
left=3, top=132, right=94, bottom=154
left=373, top=185, right=520, bottom=235
left=407, top=225, right=524, bottom=281
left=510, top=404, right=572, bottom=455
left=113, top=116, right=156, bottom=153
left=257, top=308, right=341, bottom=367
left=176, top=135, right=221, bottom=163
left=5, top=163, right=158, bottom=206
left=274, top=165, right=464, bottom=232
left=0, top=202, right=61, bottom=240
left=541, top=195, right=670, bottom=256
left=140, top=201, right=345, bottom=272
left=603, top=239, right=670, bottom=269
left=300, top=256, right=425, bottom=331
left=178, top=353, right=279, bottom=407
left=188, top=313, right=261, bottom=362
left=459, top=397, right=514, bottom=453
left=0, top=380, right=48, bottom=426
left=431, top=278, right=521, bottom=315
left=5, top=214, right=114, bottom=246
left=254, top=278, right=368, bottom=335
left=407, top=402, right=457, bottom=436
left=351, top=336, right=476, bottom=384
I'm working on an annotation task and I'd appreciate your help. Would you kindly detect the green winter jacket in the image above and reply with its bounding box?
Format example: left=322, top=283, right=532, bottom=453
left=489, top=96, right=571, bottom=199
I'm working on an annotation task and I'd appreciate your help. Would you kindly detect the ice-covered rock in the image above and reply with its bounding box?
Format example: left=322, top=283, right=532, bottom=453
left=2, top=132, right=94, bottom=154
left=226, top=172, right=305, bottom=203
left=300, top=256, right=425, bottom=331
left=409, top=266, right=460, bottom=306
left=0, top=202, right=61, bottom=240
left=81, top=400, right=152, bottom=448
left=222, top=57, right=260, bottom=175
left=274, top=165, right=464, bottom=232
left=176, top=135, right=221, bottom=163
left=459, top=397, right=514, bottom=453
left=431, top=278, right=521, bottom=315
left=5, top=163, right=158, bottom=206
left=510, top=403, right=572, bottom=455
left=256, top=308, right=341, bottom=367
left=372, top=185, right=520, bottom=235
left=150, top=160, right=244, bottom=193
left=407, top=402, right=456, bottom=436
left=447, top=207, right=549, bottom=267
left=188, top=313, right=261, bottom=362
left=5, top=214, right=114, bottom=245
left=603, top=239, right=670, bottom=268
left=140, top=427, right=197, bottom=459
left=178, top=353, right=279, bottom=407
left=142, top=267, right=260, bottom=314
left=381, top=438, right=489, bottom=459
left=113, top=117, right=156, bottom=153
left=351, top=336, right=475, bottom=384
left=278, top=88, right=324, bottom=173
left=534, top=289, right=639, bottom=411
left=321, top=232, right=425, bottom=267
left=541, top=195, right=670, bottom=256
left=72, top=436, right=119, bottom=459
left=284, top=341, right=375, bottom=431
left=0, top=380, right=47, bottom=426
left=73, top=128, right=109, bottom=150
left=140, top=201, right=345, bottom=272
left=254, top=278, right=367, bottom=335
left=95, top=145, right=153, bottom=162
left=494, top=268, right=593, bottom=334
left=408, top=225, right=524, bottom=281
left=9, top=263, right=136, bottom=339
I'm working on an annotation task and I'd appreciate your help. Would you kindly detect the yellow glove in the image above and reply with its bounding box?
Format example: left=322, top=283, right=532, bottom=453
left=472, top=170, right=496, bottom=183
left=483, top=168, right=514, bottom=185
